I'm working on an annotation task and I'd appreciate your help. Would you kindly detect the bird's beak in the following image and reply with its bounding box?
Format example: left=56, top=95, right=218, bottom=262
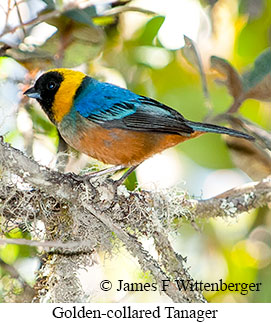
left=24, top=87, right=41, bottom=100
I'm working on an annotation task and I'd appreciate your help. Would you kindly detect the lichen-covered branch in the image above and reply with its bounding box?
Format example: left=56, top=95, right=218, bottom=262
left=0, top=139, right=270, bottom=303
left=182, top=179, right=271, bottom=219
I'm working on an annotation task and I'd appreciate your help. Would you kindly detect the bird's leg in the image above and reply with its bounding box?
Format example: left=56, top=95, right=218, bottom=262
left=113, top=164, right=140, bottom=186
left=81, top=164, right=140, bottom=188
left=85, top=165, right=126, bottom=178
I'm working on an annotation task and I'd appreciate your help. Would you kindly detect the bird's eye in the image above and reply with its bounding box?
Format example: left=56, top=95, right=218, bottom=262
left=47, top=81, right=56, bottom=90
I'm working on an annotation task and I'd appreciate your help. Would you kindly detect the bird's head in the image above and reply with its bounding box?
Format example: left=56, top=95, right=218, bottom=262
left=24, top=68, right=86, bottom=124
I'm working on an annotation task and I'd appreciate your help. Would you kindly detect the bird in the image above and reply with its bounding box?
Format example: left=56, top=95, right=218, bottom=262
left=24, top=68, right=254, bottom=183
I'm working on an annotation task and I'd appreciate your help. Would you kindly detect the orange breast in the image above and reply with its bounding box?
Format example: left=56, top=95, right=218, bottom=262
left=60, top=119, right=203, bottom=166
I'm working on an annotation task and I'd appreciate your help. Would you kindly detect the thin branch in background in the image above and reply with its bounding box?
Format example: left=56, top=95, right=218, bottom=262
left=0, top=237, right=94, bottom=251
left=0, top=1, right=155, bottom=39
left=0, top=258, right=35, bottom=302
left=0, top=258, right=32, bottom=286
left=4, top=0, right=12, bottom=27
left=0, top=9, right=60, bottom=38
left=102, top=6, right=156, bottom=16
left=14, top=0, right=26, bottom=37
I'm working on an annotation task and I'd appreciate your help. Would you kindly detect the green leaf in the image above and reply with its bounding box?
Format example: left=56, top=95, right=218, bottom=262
left=93, top=16, right=115, bottom=26
left=0, top=245, right=19, bottom=265
left=210, top=56, right=243, bottom=101
left=41, top=0, right=55, bottom=10
left=212, top=114, right=271, bottom=180
left=124, top=171, right=137, bottom=191
left=182, top=35, right=211, bottom=110
left=138, top=16, right=165, bottom=46
left=211, top=48, right=271, bottom=112
left=2, top=47, right=54, bottom=67
left=242, top=48, right=271, bottom=96
left=39, top=12, right=104, bottom=67
left=64, top=6, right=97, bottom=27
left=41, top=31, right=103, bottom=67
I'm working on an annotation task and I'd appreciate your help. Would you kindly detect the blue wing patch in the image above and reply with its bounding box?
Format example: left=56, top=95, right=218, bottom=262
left=73, top=77, right=138, bottom=120
left=73, top=77, right=193, bottom=134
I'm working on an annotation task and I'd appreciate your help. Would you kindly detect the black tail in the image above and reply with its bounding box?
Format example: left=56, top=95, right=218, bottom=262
left=186, top=121, right=254, bottom=141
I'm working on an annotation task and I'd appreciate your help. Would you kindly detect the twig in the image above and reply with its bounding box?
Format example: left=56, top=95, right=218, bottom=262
left=101, top=6, right=155, bottom=16
left=14, top=0, right=26, bottom=37
left=0, top=237, right=92, bottom=250
left=4, top=0, right=12, bottom=27
left=0, top=258, right=35, bottom=302
left=0, top=9, right=60, bottom=38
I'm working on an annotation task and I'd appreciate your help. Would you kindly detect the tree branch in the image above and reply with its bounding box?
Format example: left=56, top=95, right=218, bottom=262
left=1, top=138, right=270, bottom=302
left=183, top=179, right=271, bottom=219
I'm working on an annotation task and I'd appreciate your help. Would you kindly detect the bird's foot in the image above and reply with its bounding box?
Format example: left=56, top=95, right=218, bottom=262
left=112, top=165, right=139, bottom=187
left=82, top=165, right=126, bottom=179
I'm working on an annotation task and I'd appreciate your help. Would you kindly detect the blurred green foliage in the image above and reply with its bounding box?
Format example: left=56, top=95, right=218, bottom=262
left=0, top=0, right=271, bottom=303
